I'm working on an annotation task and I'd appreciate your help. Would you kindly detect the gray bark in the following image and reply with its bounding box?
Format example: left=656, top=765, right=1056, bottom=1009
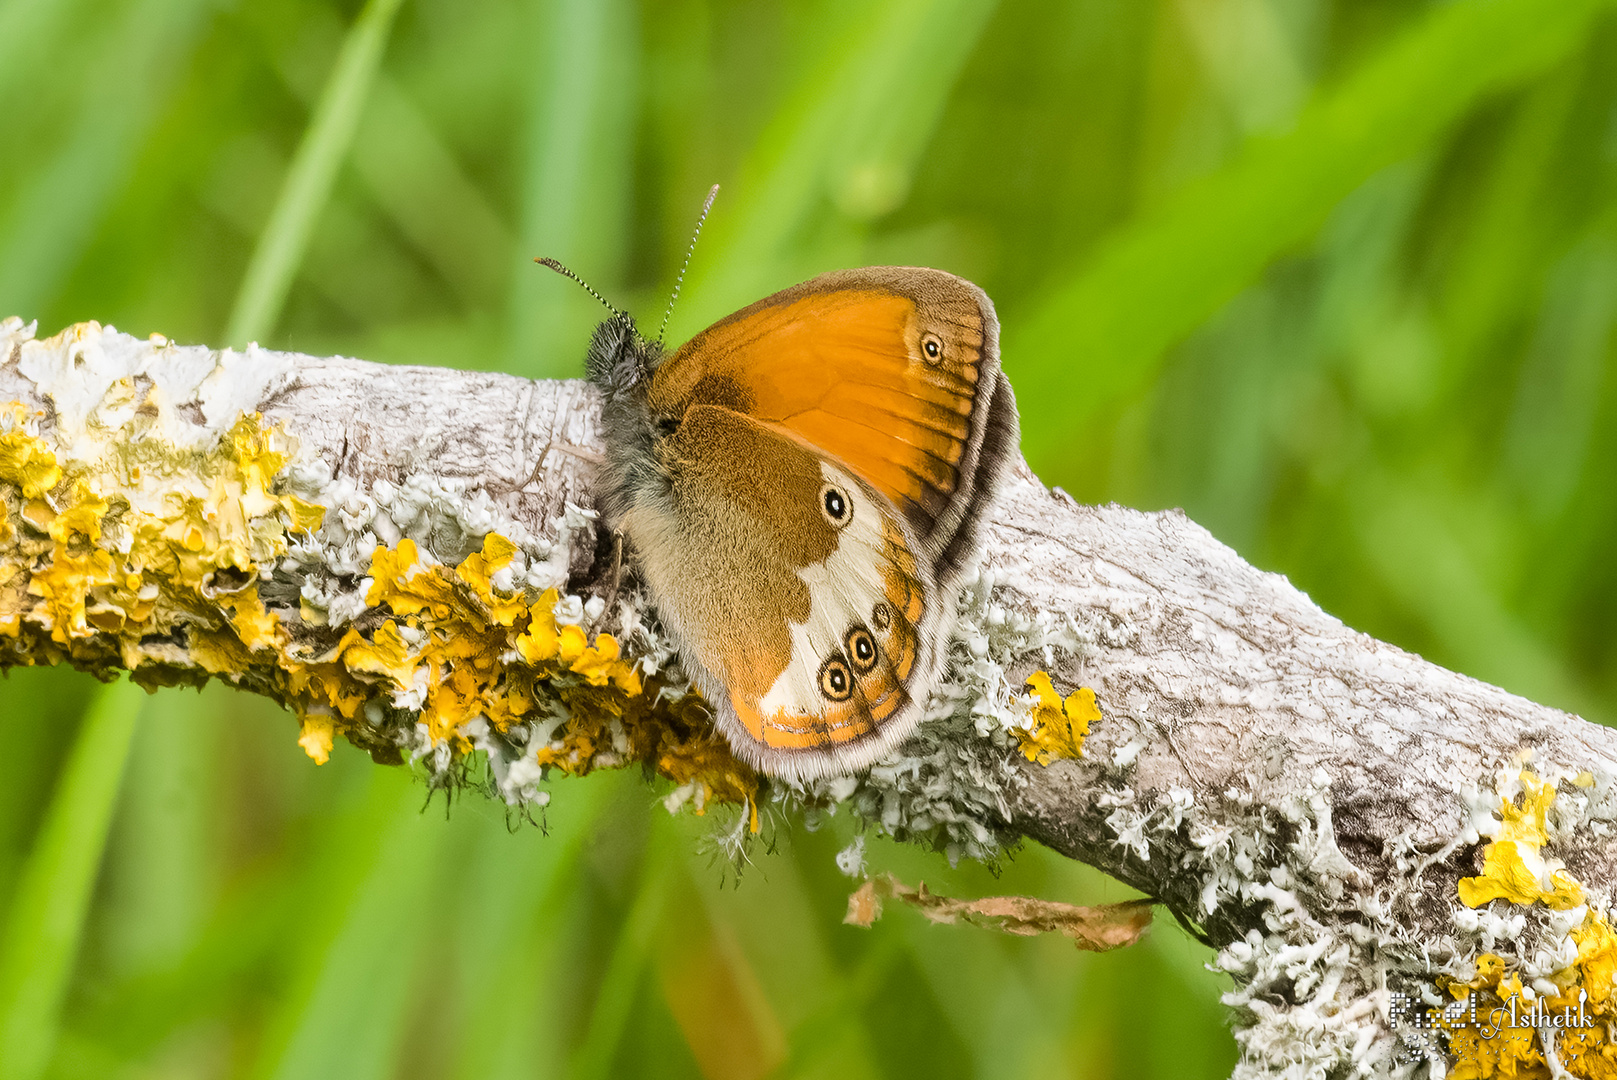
left=8, top=317, right=1614, bottom=1079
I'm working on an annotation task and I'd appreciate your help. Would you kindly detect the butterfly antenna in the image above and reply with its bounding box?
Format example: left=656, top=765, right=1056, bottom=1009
left=656, top=184, right=720, bottom=347
left=533, top=257, right=629, bottom=321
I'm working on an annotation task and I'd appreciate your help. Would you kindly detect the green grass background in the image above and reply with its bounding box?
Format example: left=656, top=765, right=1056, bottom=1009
left=0, top=0, right=1614, bottom=1076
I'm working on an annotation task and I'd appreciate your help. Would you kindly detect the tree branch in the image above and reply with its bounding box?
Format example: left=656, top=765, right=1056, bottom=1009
left=6, top=315, right=1616, bottom=1078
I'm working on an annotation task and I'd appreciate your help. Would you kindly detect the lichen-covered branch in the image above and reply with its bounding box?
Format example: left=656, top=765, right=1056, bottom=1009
left=6, top=316, right=1617, bottom=1079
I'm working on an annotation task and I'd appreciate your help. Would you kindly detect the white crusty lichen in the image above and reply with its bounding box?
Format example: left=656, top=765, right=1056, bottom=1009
left=0, top=316, right=1078, bottom=855
left=1084, top=747, right=1617, bottom=1080
left=281, top=453, right=588, bottom=628
left=0, top=317, right=751, bottom=820
left=1087, top=759, right=1407, bottom=1077
left=778, top=564, right=1106, bottom=865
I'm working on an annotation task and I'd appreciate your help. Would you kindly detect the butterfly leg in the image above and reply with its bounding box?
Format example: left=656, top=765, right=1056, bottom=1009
left=504, top=441, right=608, bottom=496
left=512, top=440, right=552, bottom=494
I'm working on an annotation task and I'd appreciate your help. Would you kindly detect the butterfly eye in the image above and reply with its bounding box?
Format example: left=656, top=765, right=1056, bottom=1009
left=820, top=484, right=851, bottom=527
left=845, top=627, right=878, bottom=673
left=870, top=602, right=892, bottom=630
left=921, top=333, right=944, bottom=361
left=818, top=655, right=854, bottom=702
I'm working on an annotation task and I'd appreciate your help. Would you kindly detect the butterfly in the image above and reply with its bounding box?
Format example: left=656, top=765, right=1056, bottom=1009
left=572, top=262, right=1019, bottom=782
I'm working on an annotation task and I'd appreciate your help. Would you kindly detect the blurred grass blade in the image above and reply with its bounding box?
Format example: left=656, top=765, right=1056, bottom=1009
left=0, top=0, right=94, bottom=120
left=448, top=776, right=620, bottom=1080
left=568, top=829, right=670, bottom=1080
left=1352, top=470, right=1595, bottom=719
left=251, top=768, right=443, bottom=1080
left=0, top=670, right=95, bottom=917
left=353, top=74, right=515, bottom=305
left=682, top=844, right=844, bottom=1071
left=0, top=0, right=209, bottom=319
left=100, top=688, right=215, bottom=981
left=65, top=860, right=317, bottom=1060
left=1011, top=0, right=1617, bottom=470
left=769, top=938, right=897, bottom=1078
left=226, top=0, right=407, bottom=347
left=1437, top=65, right=1585, bottom=377
left=509, top=0, right=639, bottom=378
left=674, top=0, right=998, bottom=338
left=0, top=678, right=145, bottom=1080
left=821, top=0, right=997, bottom=223
left=653, top=864, right=787, bottom=1080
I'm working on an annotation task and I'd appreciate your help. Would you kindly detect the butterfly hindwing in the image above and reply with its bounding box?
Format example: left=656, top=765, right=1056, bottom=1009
left=729, top=468, right=932, bottom=759
left=620, top=403, right=945, bottom=780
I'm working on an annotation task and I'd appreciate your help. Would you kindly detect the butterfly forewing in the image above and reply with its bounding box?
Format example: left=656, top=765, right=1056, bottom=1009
left=647, top=267, right=1008, bottom=572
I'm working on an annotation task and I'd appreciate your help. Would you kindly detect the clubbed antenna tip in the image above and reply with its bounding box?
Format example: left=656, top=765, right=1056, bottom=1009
left=533, top=257, right=628, bottom=322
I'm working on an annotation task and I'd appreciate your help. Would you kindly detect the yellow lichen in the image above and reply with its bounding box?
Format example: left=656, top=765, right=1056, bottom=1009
left=454, top=532, right=527, bottom=627
left=0, top=403, right=62, bottom=498
left=0, top=388, right=756, bottom=819
left=220, top=588, right=280, bottom=652
left=298, top=533, right=752, bottom=819
left=29, top=547, right=120, bottom=644
left=1439, top=913, right=1617, bottom=1078
left=1013, top=671, right=1099, bottom=765
left=335, top=538, right=648, bottom=750
left=537, top=675, right=760, bottom=829
left=1423, top=773, right=1617, bottom=1076
left=0, top=401, right=318, bottom=682
left=298, top=713, right=336, bottom=765
left=1458, top=772, right=1585, bottom=910
left=0, top=407, right=320, bottom=668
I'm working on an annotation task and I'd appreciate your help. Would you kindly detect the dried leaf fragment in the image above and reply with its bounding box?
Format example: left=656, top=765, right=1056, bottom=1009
left=844, top=873, right=1152, bottom=952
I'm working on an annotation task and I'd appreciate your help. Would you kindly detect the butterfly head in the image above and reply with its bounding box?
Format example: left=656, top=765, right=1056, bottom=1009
left=531, top=256, right=661, bottom=395
left=584, top=312, right=663, bottom=397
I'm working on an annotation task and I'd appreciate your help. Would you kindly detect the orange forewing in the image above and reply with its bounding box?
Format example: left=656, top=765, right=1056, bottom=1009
left=648, top=269, right=991, bottom=542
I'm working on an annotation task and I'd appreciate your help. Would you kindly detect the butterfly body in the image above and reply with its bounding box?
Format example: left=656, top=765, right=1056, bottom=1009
left=586, top=267, right=1018, bottom=782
